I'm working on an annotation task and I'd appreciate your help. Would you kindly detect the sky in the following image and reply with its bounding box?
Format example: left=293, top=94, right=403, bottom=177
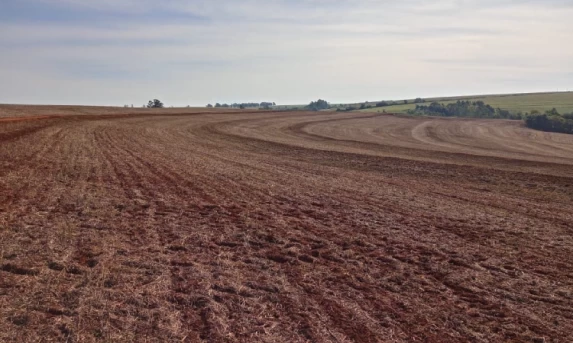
left=1, top=0, right=572, bottom=106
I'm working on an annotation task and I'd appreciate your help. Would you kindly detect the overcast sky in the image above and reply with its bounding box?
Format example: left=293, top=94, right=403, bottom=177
left=1, top=0, right=572, bottom=106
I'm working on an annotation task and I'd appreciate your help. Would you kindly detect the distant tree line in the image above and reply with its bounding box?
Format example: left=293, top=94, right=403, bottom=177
left=525, top=109, right=573, bottom=134
left=374, top=98, right=420, bottom=107
left=407, top=100, right=521, bottom=119
left=207, top=102, right=276, bottom=109
left=311, top=98, right=424, bottom=112
left=405, top=100, right=573, bottom=135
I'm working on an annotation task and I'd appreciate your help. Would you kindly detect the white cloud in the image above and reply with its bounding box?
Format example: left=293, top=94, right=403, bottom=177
left=1, top=0, right=572, bottom=105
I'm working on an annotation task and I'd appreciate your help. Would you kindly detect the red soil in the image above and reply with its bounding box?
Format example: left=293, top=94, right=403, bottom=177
left=0, top=107, right=572, bottom=342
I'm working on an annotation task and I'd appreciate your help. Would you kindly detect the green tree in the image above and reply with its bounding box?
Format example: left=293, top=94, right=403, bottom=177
left=147, top=99, right=164, bottom=108
left=306, top=99, right=329, bottom=111
left=525, top=110, right=573, bottom=134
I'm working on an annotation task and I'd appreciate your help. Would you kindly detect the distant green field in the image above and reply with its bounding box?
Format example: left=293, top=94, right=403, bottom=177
left=355, top=92, right=573, bottom=115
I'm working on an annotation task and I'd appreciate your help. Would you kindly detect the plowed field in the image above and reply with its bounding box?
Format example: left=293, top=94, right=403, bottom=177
left=1, top=107, right=572, bottom=342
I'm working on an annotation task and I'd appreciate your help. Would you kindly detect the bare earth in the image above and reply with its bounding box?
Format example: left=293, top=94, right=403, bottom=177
left=1, top=107, right=572, bottom=342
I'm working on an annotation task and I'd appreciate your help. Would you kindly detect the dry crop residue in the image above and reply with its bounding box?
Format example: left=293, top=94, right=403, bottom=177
left=1, top=108, right=572, bottom=342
